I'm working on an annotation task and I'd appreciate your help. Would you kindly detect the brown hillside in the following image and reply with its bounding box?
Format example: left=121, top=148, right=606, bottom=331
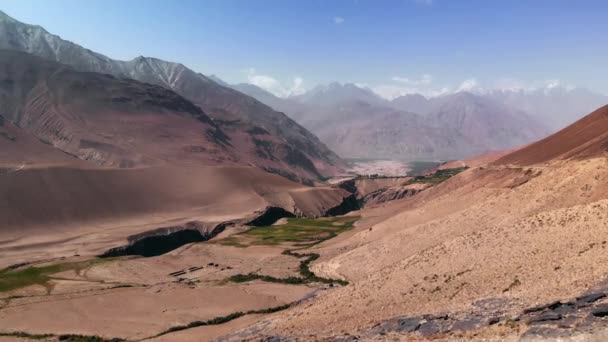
left=496, top=104, right=608, bottom=165
left=0, top=165, right=351, bottom=268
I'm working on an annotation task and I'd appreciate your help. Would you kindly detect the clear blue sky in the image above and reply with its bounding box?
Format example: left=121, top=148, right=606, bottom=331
left=2, top=0, right=607, bottom=97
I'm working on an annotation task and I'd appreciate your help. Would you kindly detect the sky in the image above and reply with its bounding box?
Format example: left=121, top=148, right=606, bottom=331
left=2, top=0, right=608, bottom=98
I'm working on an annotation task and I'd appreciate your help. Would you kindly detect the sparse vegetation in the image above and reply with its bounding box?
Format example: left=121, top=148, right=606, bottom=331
left=221, top=216, right=356, bottom=286
left=0, top=258, right=118, bottom=293
left=0, top=332, right=125, bottom=342
left=155, top=303, right=291, bottom=337
left=354, top=174, right=407, bottom=180
left=214, top=236, right=249, bottom=248
left=0, top=332, right=54, bottom=340
left=57, top=334, right=126, bottom=342
left=218, top=216, right=358, bottom=247
left=403, top=167, right=468, bottom=186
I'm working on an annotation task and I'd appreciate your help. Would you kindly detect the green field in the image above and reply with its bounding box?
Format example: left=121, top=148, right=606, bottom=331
left=218, top=216, right=359, bottom=248
left=218, top=216, right=359, bottom=286
left=403, top=166, right=468, bottom=186
left=0, top=258, right=117, bottom=293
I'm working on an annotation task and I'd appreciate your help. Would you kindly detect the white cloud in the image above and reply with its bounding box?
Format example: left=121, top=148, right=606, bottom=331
left=333, top=16, right=345, bottom=24
left=248, top=68, right=280, bottom=89
left=290, top=77, right=306, bottom=96
left=490, top=77, right=574, bottom=93
left=320, top=76, right=578, bottom=101
left=544, top=79, right=561, bottom=89
left=392, top=74, right=433, bottom=85
left=456, top=78, right=478, bottom=92
left=247, top=68, right=306, bottom=97
left=372, top=84, right=449, bottom=100
left=372, top=74, right=446, bottom=99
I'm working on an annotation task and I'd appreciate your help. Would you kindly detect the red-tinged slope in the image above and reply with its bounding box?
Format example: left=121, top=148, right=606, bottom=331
left=0, top=50, right=337, bottom=183
left=495, top=104, right=608, bottom=166
left=0, top=49, right=231, bottom=169
left=0, top=117, right=88, bottom=168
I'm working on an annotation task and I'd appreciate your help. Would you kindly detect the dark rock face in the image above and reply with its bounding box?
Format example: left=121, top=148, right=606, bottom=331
left=523, top=300, right=563, bottom=314
left=329, top=336, right=360, bottom=342
left=259, top=336, right=292, bottom=342
left=337, top=179, right=357, bottom=195
left=395, top=317, right=421, bottom=332
left=371, top=314, right=450, bottom=337
left=246, top=207, right=295, bottom=226
left=591, top=304, right=608, bottom=317
left=99, top=221, right=230, bottom=257
left=417, top=318, right=451, bottom=335
left=576, top=292, right=606, bottom=306
left=528, top=312, right=563, bottom=324
left=324, top=194, right=361, bottom=217
left=451, top=317, right=486, bottom=331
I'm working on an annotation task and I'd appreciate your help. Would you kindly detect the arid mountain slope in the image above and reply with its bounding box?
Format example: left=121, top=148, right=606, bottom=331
left=0, top=11, right=344, bottom=181
left=0, top=49, right=230, bottom=168
left=0, top=118, right=84, bottom=167
left=496, top=104, right=608, bottom=166
left=227, top=106, right=608, bottom=340
left=0, top=49, right=338, bottom=182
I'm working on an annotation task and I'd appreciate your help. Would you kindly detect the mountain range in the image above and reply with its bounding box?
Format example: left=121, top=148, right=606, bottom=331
left=1, top=9, right=606, bottom=167
left=236, top=78, right=608, bottom=160
left=233, top=81, right=601, bottom=160
left=0, top=11, right=343, bottom=183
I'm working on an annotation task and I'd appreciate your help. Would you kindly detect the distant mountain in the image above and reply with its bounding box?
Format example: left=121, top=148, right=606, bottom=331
left=232, top=83, right=293, bottom=113
left=425, top=92, right=547, bottom=153
left=298, top=101, right=472, bottom=160
left=486, top=87, right=608, bottom=131
left=306, top=92, right=547, bottom=160
left=232, top=83, right=312, bottom=122
left=241, top=81, right=548, bottom=160
left=290, top=82, right=387, bottom=108
left=208, top=74, right=230, bottom=87
left=391, top=86, right=608, bottom=133
left=0, top=10, right=344, bottom=183
left=390, top=94, right=431, bottom=115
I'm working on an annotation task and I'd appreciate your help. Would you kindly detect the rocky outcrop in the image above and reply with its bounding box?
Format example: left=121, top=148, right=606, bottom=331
left=358, top=281, right=608, bottom=340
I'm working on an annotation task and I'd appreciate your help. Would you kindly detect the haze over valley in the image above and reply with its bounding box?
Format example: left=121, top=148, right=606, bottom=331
left=1, top=2, right=608, bottom=341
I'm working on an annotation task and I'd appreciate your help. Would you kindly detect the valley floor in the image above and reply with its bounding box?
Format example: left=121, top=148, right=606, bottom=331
left=3, top=157, right=608, bottom=341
